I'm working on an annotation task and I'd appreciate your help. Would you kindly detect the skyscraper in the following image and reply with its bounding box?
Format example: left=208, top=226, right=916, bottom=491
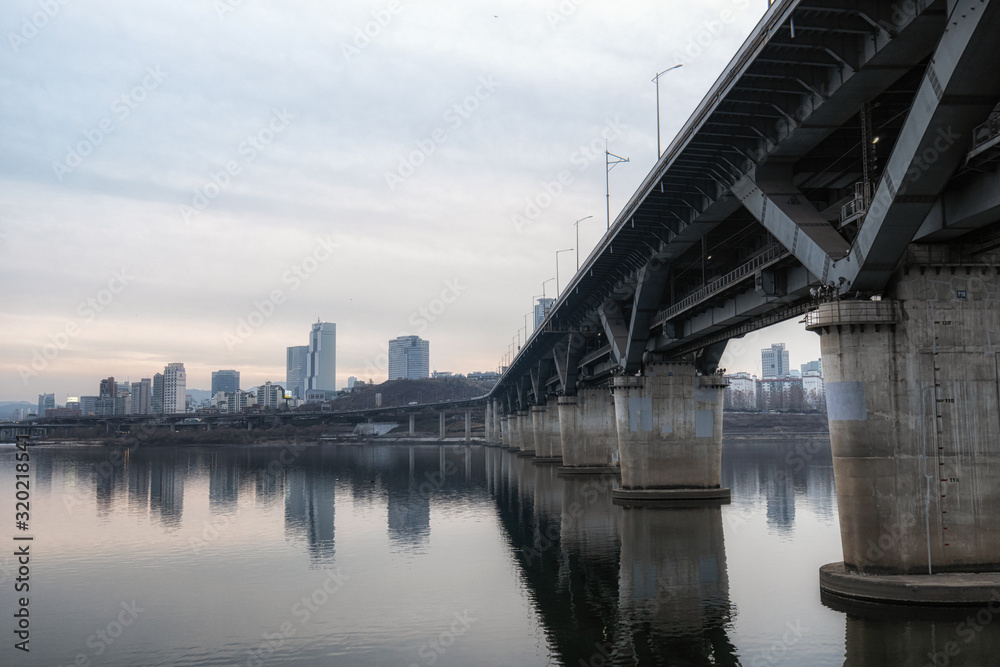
left=305, top=322, right=336, bottom=393
left=152, top=373, right=163, bottom=414
left=211, top=370, right=240, bottom=396
left=163, top=363, right=187, bottom=414
left=286, top=345, right=309, bottom=399
left=37, top=393, right=55, bottom=416
left=534, top=298, right=555, bottom=330
left=388, top=335, right=430, bottom=380
left=99, top=377, right=115, bottom=398
left=131, top=379, right=153, bottom=415
left=761, top=343, right=790, bottom=379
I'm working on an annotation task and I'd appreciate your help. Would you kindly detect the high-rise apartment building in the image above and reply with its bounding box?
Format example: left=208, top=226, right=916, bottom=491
left=131, top=379, right=153, bottom=415
left=761, top=343, right=790, bottom=379
left=211, top=370, right=240, bottom=396
left=388, top=335, right=430, bottom=380
left=305, top=322, right=336, bottom=393
left=163, top=363, right=187, bottom=414
left=256, top=381, right=286, bottom=410
left=152, top=373, right=163, bottom=414
left=99, top=377, right=115, bottom=398
left=286, top=345, right=309, bottom=399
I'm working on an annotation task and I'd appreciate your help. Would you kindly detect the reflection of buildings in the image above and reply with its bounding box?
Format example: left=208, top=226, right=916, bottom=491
left=284, top=452, right=336, bottom=566
left=209, top=452, right=240, bottom=511
left=149, top=452, right=184, bottom=526
left=385, top=447, right=434, bottom=547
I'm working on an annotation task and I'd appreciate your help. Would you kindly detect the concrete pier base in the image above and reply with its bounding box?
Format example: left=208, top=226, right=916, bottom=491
left=611, top=364, right=729, bottom=503
left=808, top=249, right=1000, bottom=601
left=557, top=389, right=620, bottom=475
left=499, top=415, right=510, bottom=448
left=819, top=562, right=1000, bottom=606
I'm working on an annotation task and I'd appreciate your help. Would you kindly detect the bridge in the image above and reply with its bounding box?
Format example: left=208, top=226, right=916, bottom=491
left=483, top=0, right=1000, bottom=605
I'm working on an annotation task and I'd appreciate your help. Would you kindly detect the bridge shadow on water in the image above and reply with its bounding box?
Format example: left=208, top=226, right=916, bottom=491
left=486, top=447, right=738, bottom=666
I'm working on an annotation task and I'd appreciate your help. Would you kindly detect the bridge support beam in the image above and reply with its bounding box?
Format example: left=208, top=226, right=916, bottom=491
left=439, top=412, right=446, bottom=440
left=464, top=408, right=471, bottom=443
left=558, top=388, right=619, bottom=474
left=530, top=404, right=561, bottom=463
left=810, top=250, right=1000, bottom=604
left=493, top=400, right=502, bottom=446
left=509, top=412, right=523, bottom=451
left=611, top=362, right=730, bottom=504
left=409, top=414, right=415, bottom=438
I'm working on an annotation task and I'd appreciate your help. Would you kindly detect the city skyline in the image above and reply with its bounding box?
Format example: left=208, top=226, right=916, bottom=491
left=0, top=1, right=822, bottom=403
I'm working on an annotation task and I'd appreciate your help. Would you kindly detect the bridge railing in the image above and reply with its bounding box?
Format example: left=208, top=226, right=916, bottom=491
left=651, top=244, right=788, bottom=327
left=971, top=115, right=1000, bottom=152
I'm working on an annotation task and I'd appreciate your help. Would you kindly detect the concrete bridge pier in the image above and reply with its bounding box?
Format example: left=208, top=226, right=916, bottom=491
left=532, top=402, right=562, bottom=464
left=493, top=400, right=502, bottom=446
left=558, top=387, right=619, bottom=475
left=439, top=412, right=446, bottom=440
left=610, top=362, right=730, bottom=504
left=499, top=414, right=510, bottom=448
left=517, top=410, right=536, bottom=457
left=810, top=253, right=1000, bottom=604
left=409, top=414, right=415, bottom=437
left=484, top=402, right=493, bottom=444
left=464, top=408, right=471, bottom=443
left=509, top=412, right=523, bottom=451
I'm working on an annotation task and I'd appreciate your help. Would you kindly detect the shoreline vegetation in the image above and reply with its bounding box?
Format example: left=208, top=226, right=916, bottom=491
left=12, top=412, right=829, bottom=447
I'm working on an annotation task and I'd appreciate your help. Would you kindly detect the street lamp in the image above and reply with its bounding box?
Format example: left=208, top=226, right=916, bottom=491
left=653, top=64, right=683, bottom=158
left=606, top=140, right=629, bottom=229
left=555, top=248, right=573, bottom=294
left=541, top=278, right=554, bottom=303
left=574, top=215, right=594, bottom=270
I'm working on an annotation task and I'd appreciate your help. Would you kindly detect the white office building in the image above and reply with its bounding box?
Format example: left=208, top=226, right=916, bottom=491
left=388, top=335, right=429, bottom=380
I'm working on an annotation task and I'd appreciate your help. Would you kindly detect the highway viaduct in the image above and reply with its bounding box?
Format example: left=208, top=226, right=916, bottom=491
left=483, top=0, right=1000, bottom=604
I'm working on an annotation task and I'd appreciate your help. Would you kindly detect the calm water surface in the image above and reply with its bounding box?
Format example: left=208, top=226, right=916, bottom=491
left=1, top=440, right=998, bottom=666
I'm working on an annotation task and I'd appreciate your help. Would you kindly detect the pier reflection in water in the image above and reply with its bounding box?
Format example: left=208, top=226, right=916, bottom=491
left=5, top=441, right=1000, bottom=665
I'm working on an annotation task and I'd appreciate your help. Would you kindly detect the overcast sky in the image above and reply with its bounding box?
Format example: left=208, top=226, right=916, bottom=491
left=0, top=0, right=821, bottom=402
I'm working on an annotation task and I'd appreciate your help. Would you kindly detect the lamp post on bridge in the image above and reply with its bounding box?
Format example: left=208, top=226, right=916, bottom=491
left=574, top=215, right=594, bottom=271
left=653, top=64, right=683, bottom=158
left=555, top=248, right=573, bottom=295
left=606, top=140, right=629, bottom=230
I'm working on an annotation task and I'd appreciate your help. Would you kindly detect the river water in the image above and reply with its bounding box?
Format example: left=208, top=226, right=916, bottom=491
left=1, top=440, right=998, bottom=666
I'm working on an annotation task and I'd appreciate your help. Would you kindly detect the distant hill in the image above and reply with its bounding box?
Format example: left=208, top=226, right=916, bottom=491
left=327, top=377, right=491, bottom=411
left=0, top=401, right=36, bottom=421
left=186, top=389, right=212, bottom=404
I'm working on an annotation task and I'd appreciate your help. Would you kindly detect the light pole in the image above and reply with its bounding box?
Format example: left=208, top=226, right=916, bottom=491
left=541, top=278, right=554, bottom=303
left=531, top=293, right=544, bottom=331
left=606, top=140, right=629, bottom=229
left=555, top=248, right=573, bottom=294
left=653, top=64, right=683, bottom=158
left=574, top=215, right=594, bottom=270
